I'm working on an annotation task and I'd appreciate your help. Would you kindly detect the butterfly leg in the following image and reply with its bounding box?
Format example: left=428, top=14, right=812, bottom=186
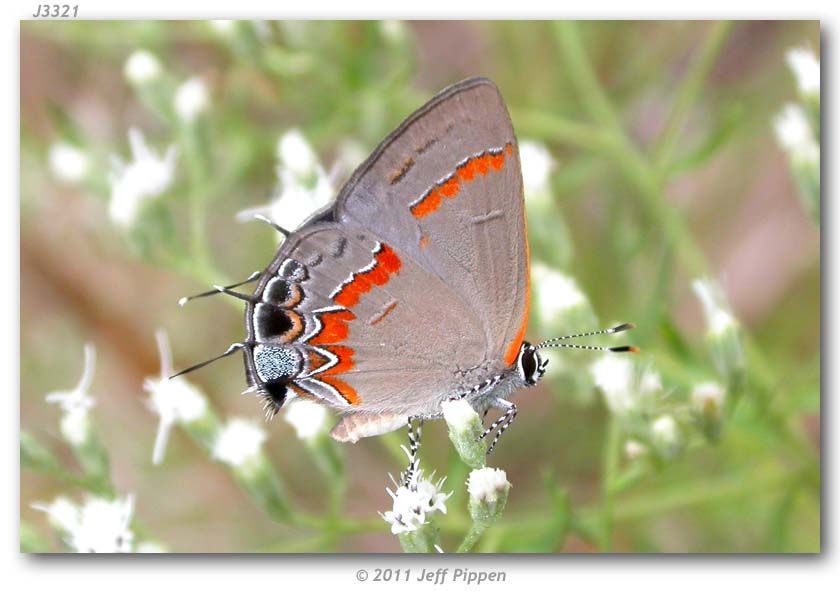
left=478, top=399, right=517, bottom=454
left=400, top=416, right=423, bottom=488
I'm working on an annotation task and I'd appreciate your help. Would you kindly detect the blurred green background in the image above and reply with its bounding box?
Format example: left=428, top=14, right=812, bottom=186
left=20, top=20, right=820, bottom=552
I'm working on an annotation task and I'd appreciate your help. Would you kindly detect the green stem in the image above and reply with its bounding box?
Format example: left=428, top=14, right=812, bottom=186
left=599, top=418, right=621, bottom=550
left=653, top=21, right=733, bottom=170
left=553, top=22, right=622, bottom=130
left=457, top=522, right=488, bottom=553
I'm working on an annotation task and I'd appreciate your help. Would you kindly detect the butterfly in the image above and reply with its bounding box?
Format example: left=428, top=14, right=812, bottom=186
left=175, top=78, right=635, bottom=470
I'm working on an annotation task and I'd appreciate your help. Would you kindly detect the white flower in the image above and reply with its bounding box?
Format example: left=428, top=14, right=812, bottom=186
left=48, top=142, right=88, bottom=183
left=692, top=278, right=738, bottom=338
left=32, top=496, right=78, bottom=532
left=208, top=20, right=235, bottom=35
left=174, top=77, right=209, bottom=123
left=533, top=263, right=587, bottom=323
left=691, top=381, right=725, bottom=413
left=46, top=343, right=96, bottom=413
left=108, top=128, right=178, bottom=228
left=590, top=354, right=636, bottom=414
left=46, top=344, right=95, bottom=446
left=145, top=330, right=208, bottom=465
left=786, top=47, right=820, bottom=97
left=773, top=103, right=819, bottom=165
left=124, top=50, right=161, bottom=85
left=639, top=370, right=663, bottom=396
left=277, top=129, right=319, bottom=179
left=441, top=398, right=480, bottom=434
left=60, top=407, right=91, bottom=447
left=212, top=418, right=267, bottom=468
left=34, top=495, right=136, bottom=553
left=283, top=399, right=329, bottom=441
left=519, top=140, right=556, bottom=198
left=624, top=439, right=647, bottom=460
left=651, top=415, right=679, bottom=446
left=380, top=470, right=451, bottom=535
left=467, top=467, right=510, bottom=505
left=237, top=130, right=333, bottom=233
left=380, top=20, right=406, bottom=45
left=136, top=541, right=166, bottom=553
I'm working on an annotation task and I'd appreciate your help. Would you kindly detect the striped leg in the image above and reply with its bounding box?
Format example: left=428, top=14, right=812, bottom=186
left=478, top=399, right=517, bottom=454
left=400, top=416, right=423, bottom=489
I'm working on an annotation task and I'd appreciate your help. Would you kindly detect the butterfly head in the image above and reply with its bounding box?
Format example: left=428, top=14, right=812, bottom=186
left=516, top=341, right=548, bottom=387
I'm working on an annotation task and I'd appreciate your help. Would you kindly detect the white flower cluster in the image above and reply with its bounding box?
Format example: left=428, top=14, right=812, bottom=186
left=145, top=330, right=208, bottom=465
left=283, top=399, right=330, bottom=441
left=108, top=128, right=178, bottom=228
left=212, top=418, right=267, bottom=469
left=519, top=140, right=556, bottom=200
left=381, top=470, right=451, bottom=535
left=237, top=129, right=334, bottom=234
left=692, top=278, right=738, bottom=338
left=467, top=467, right=510, bottom=506
left=774, top=104, right=819, bottom=166
left=48, top=142, right=89, bottom=183
left=533, top=262, right=589, bottom=326
left=45, top=344, right=96, bottom=447
left=590, top=354, right=661, bottom=416
left=174, top=77, right=209, bottom=123
left=124, top=50, right=161, bottom=85
left=785, top=47, right=820, bottom=98
left=33, top=494, right=136, bottom=553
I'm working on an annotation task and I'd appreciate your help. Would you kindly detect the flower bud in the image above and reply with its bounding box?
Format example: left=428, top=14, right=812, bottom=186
left=48, top=142, right=89, bottom=183
left=174, top=77, right=209, bottom=123
left=124, top=50, right=162, bottom=85
left=441, top=399, right=486, bottom=469
left=212, top=418, right=267, bottom=479
left=283, top=399, right=330, bottom=441
left=691, top=381, right=726, bottom=441
left=650, top=415, right=683, bottom=460
left=692, top=278, right=745, bottom=385
left=467, top=467, right=511, bottom=525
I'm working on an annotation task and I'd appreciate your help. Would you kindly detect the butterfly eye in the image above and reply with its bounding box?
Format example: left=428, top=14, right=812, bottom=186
left=517, top=343, right=539, bottom=385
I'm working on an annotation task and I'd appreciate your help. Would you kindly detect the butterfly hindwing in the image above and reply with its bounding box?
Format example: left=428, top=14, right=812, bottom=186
left=245, top=223, right=486, bottom=415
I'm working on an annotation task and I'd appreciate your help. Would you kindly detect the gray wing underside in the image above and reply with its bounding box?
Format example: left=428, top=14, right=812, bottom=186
left=275, top=78, right=529, bottom=440
left=333, top=77, right=529, bottom=366
left=271, top=224, right=486, bottom=419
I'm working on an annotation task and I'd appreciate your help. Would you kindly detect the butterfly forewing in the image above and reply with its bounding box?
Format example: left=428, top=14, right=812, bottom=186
left=335, top=78, right=529, bottom=367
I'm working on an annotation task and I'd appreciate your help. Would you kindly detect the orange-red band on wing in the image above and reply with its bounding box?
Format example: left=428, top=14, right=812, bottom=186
left=410, top=143, right=514, bottom=220
left=322, top=345, right=355, bottom=375
left=309, top=310, right=356, bottom=345
left=320, top=375, right=361, bottom=405
left=334, top=244, right=402, bottom=308
left=504, top=190, right=531, bottom=366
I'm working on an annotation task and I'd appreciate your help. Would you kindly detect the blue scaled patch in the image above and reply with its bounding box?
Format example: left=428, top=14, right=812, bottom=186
left=253, top=344, right=301, bottom=383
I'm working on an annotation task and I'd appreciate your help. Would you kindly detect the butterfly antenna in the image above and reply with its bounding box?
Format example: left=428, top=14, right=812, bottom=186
left=169, top=343, right=247, bottom=379
left=178, top=272, right=262, bottom=307
left=536, top=323, right=635, bottom=349
left=251, top=214, right=292, bottom=237
left=537, top=342, right=639, bottom=353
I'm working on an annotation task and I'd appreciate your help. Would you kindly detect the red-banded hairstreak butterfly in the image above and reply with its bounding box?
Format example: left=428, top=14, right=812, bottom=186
left=174, top=77, right=636, bottom=460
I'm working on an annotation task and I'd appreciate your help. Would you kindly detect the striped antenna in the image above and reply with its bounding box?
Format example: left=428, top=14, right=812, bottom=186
left=536, top=323, right=637, bottom=352
left=169, top=343, right=247, bottom=379
left=537, top=342, right=639, bottom=353
left=178, top=272, right=262, bottom=307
